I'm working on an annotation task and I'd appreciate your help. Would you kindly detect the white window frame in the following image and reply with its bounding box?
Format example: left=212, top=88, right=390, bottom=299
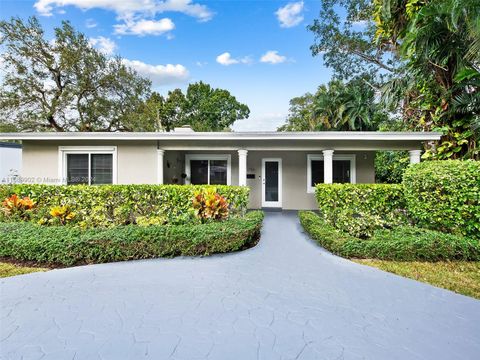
left=307, top=154, right=356, bottom=193
left=184, top=154, right=232, bottom=185
left=58, top=146, right=118, bottom=185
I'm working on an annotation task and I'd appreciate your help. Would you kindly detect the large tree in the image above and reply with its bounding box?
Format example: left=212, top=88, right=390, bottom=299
left=144, top=82, right=250, bottom=132
left=0, top=17, right=152, bottom=132
left=308, top=0, right=400, bottom=81
left=309, top=0, right=480, bottom=159
left=279, top=78, right=386, bottom=131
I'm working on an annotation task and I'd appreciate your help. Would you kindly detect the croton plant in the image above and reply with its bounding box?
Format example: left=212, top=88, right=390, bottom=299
left=192, top=188, right=229, bottom=222
left=1, top=194, right=36, bottom=219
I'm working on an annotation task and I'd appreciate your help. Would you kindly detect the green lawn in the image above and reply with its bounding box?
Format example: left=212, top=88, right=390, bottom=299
left=0, top=262, right=49, bottom=278
left=354, top=259, right=480, bottom=300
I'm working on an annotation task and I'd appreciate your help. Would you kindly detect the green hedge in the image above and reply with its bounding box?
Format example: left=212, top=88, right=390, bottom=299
left=299, top=210, right=357, bottom=254
left=0, top=184, right=250, bottom=227
left=299, top=211, right=480, bottom=261
left=315, top=184, right=407, bottom=238
left=0, top=211, right=264, bottom=266
left=403, top=160, right=480, bottom=239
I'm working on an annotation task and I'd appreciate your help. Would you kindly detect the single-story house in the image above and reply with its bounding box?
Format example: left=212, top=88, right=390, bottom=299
left=0, top=129, right=441, bottom=210
left=0, top=142, right=22, bottom=184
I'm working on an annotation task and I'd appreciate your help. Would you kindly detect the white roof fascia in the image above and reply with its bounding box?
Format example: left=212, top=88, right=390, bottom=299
left=0, top=131, right=442, bottom=141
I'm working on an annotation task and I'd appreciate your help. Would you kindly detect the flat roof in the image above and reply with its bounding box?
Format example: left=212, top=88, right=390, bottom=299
left=0, top=131, right=442, bottom=141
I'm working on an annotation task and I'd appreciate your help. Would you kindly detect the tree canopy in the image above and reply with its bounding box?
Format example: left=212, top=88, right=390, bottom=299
left=0, top=17, right=249, bottom=133
left=279, top=78, right=386, bottom=131
left=144, top=82, right=250, bottom=132
left=307, top=0, right=480, bottom=159
left=0, top=17, right=153, bottom=132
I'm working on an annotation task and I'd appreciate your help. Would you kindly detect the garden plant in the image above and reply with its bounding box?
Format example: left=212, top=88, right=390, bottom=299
left=0, top=185, right=263, bottom=266
left=302, top=160, right=480, bottom=261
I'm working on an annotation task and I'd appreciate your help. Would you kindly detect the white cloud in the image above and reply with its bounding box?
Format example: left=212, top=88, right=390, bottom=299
left=216, top=52, right=252, bottom=66
left=89, top=36, right=117, bottom=55
left=216, top=52, right=237, bottom=66
left=114, top=18, right=175, bottom=36
left=260, top=50, right=287, bottom=64
left=122, top=59, right=189, bottom=86
left=34, top=0, right=213, bottom=21
left=275, top=1, right=304, bottom=28
left=85, top=18, right=97, bottom=28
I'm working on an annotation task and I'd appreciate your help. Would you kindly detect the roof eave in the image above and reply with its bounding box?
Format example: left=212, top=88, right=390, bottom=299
left=0, top=131, right=443, bottom=142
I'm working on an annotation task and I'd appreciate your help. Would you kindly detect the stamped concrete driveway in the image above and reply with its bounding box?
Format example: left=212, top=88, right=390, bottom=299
left=2, top=212, right=480, bottom=360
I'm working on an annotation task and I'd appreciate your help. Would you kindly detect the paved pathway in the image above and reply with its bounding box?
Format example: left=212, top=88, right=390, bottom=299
left=1, top=212, right=480, bottom=360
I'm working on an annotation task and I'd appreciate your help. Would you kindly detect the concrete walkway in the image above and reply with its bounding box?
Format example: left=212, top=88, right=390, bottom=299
left=1, top=212, right=480, bottom=360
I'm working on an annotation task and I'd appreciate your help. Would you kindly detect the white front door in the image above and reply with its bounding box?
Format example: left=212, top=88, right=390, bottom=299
left=261, top=158, right=282, bottom=208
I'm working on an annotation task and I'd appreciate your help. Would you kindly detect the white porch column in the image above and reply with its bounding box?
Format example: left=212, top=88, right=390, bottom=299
left=238, top=149, right=248, bottom=186
left=323, top=150, right=334, bottom=184
left=409, top=150, right=422, bottom=164
left=157, top=149, right=165, bottom=184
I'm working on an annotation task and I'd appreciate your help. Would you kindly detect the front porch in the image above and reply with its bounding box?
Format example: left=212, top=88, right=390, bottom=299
left=158, top=148, right=422, bottom=210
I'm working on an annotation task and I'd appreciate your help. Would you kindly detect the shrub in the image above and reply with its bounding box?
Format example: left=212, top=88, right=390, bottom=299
left=299, top=210, right=356, bottom=254
left=375, top=150, right=410, bottom=183
left=315, top=184, right=407, bottom=238
left=0, top=211, right=264, bottom=266
left=1, top=194, right=36, bottom=220
left=403, top=160, right=480, bottom=239
left=0, top=184, right=249, bottom=228
left=299, top=211, right=480, bottom=261
left=47, top=205, right=76, bottom=225
left=192, top=188, right=229, bottom=222
left=343, top=227, right=480, bottom=261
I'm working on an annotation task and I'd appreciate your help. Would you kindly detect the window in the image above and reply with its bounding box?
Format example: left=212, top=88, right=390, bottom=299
left=59, top=147, right=117, bottom=185
left=307, top=154, right=356, bottom=193
left=185, top=155, right=231, bottom=185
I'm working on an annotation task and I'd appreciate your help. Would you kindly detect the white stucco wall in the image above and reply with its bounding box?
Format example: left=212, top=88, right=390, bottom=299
left=21, top=141, right=158, bottom=184
left=21, top=140, right=375, bottom=209
left=163, top=150, right=375, bottom=210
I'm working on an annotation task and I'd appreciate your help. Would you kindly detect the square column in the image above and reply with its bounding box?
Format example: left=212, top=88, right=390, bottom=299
left=409, top=150, right=422, bottom=164
left=238, top=149, right=248, bottom=186
left=157, top=149, right=165, bottom=184
left=323, top=150, right=334, bottom=184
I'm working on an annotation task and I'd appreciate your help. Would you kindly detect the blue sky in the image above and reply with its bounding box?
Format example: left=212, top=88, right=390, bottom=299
left=0, top=0, right=332, bottom=131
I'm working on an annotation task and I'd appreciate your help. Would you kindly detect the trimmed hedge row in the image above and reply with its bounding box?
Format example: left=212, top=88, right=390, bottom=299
left=0, top=184, right=250, bottom=227
left=0, top=211, right=264, bottom=266
left=299, top=211, right=480, bottom=261
left=299, top=210, right=357, bottom=254
left=403, top=160, right=480, bottom=239
left=315, top=183, right=407, bottom=238
left=314, top=160, right=480, bottom=239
